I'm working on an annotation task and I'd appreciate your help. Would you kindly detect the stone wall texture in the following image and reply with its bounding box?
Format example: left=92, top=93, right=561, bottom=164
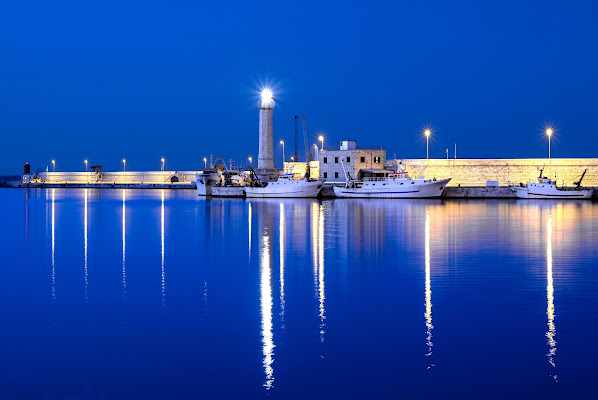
left=39, top=171, right=201, bottom=184
left=396, top=158, right=598, bottom=187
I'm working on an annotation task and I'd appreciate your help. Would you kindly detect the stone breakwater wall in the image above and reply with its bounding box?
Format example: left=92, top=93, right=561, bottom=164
left=38, top=171, right=200, bottom=184
left=399, top=158, right=598, bottom=187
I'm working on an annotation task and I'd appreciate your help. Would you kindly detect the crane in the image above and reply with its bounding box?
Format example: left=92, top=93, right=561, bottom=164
left=294, top=115, right=299, bottom=161
left=302, top=117, right=311, bottom=162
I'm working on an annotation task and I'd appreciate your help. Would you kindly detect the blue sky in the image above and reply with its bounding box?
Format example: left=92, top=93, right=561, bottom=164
left=1, top=0, right=597, bottom=173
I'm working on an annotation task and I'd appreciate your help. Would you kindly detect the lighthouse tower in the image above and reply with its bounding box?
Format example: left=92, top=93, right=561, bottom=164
left=257, top=89, right=279, bottom=181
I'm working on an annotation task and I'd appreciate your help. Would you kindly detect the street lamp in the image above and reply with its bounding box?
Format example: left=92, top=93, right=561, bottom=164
left=280, top=140, right=285, bottom=165
left=203, top=157, right=207, bottom=168
left=424, top=129, right=431, bottom=160
left=161, top=158, right=165, bottom=171
left=318, top=135, right=324, bottom=151
left=313, top=144, right=319, bottom=161
left=546, top=128, right=553, bottom=160
left=52, top=160, right=55, bottom=172
left=84, top=159, right=88, bottom=173
left=122, top=159, right=126, bottom=172
left=291, top=156, right=294, bottom=162
left=248, top=156, right=252, bottom=166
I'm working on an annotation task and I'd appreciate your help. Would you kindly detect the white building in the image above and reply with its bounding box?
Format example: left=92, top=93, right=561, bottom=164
left=318, top=140, right=387, bottom=183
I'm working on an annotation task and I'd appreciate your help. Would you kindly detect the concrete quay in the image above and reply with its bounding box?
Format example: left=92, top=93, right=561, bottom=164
left=10, top=182, right=195, bottom=189
left=320, top=184, right=598, bottom=199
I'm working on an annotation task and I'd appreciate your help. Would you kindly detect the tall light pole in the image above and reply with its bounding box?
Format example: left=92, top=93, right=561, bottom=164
left=203, top=158, right=207, bottom=168
left=248, top=156, right=252, bottom=166
left=313, top=144, right=319, bottom=161
left=122, top=159, right=126, bottom=172
left=424, top=129, right=431, bottom=160
left=52, top=160, right=55, bottom=172
left=546, top=128, right=553, bottom=160
left=161, top=158, right=165, bottom=171
left=84, top=159, right=88, bottom=173
left=318, top=135, right=324, bottom=151
left=280, top=140, right=285, bottom=166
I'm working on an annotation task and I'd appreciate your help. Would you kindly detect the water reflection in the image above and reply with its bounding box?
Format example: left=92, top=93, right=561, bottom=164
left=279, top=203, right=285, bottom=325
left=424, top=211, right=434, bottom=364
left=161, top=190, right=166, bottom=308
left=84, top=189, right=88, bottom=303
left=248, top=202, right=252, bottom=262
left=318, top=203, right=325, bottom=343
left=122, top=189, right=127, bottom=302
left=259, top=206, right=275, bottom=389
left=51, top=189, right=55, bottom=303
left=546, top=213, right=557, bottom=380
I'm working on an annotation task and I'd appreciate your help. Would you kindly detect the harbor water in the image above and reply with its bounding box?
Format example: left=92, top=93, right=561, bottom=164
left=1, top=188, right=597, bottom=398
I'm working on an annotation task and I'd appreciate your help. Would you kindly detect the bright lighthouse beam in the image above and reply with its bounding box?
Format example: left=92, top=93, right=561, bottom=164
left=260, top=88, right=275, bottom=108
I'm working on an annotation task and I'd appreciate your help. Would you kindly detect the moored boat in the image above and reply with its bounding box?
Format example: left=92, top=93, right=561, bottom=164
left=244, top=173, right=323, bottom=198
left=333, top=161, right=450, bottom=198
left=510, top=169, right=594, bottom=199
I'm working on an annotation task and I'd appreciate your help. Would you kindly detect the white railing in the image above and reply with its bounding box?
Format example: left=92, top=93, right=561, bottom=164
left=363, top=177, right=389, bottom=182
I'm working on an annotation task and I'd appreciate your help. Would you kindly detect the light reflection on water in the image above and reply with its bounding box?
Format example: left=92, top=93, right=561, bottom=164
left=1, top=189, right=598, bottom=398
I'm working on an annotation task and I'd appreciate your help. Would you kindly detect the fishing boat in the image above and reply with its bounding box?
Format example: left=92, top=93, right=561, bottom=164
left=244, top=170, right=323, bottom=198
left=510, top=168, right=594, bottom=199
left=333, top=161, right=450, bottom=198
left=196, top=158, right=248, bottom=197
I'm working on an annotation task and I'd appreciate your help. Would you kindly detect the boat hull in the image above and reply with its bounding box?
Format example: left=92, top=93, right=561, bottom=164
left=212, top=186, right=245, bottom=197
left=245, top=180, right=323, bottom=198
left=333, top=178, right=451, bottom=198
left=511, top=186, right=594, bottom=199
left=196, top=173, right=221, bottom=196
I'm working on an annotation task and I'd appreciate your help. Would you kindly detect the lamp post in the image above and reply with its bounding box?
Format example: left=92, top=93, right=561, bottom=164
left=123, top=159, right=126, bottom=172
left=248, top=156, right=252, bottom=166
left=313, top=144, right=319, bottom=161
left=318, top=135, right=324, bottom=151
left=52, top=160, right=55, bottom=172
left=546, top=128, right=553, bottom=160
left=280, top=140, right=285, bottom=166
left=203, top=158, right=207, bottom=168
left=291, top=156, right=294, bottom=162
left=84, top=159, right=88, bottom=173
left=424, top=129, right=431, bottom=160
left=161, top=158, right=165, bottom=171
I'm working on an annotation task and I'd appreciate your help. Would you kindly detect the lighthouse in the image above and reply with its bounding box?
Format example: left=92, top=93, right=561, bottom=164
left=257, top=88, right=279, bottom=181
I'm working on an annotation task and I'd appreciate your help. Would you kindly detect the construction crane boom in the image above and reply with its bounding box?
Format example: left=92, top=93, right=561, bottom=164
left=302, top=117, right=311, bottom=162
left=294, top=115, right=299, bottom=161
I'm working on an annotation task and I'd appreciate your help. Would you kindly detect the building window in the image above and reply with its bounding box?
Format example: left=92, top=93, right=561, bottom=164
left=335, top=157, right=339, bottom=163
left=334, top=172, right=339, bottom=179
left=323, top=172, right=328, bottom=178
left=347, top=157, right=351, bottom=162
left=374, top=156, right=381, bottom=163
left=360, top=156, right=365, bottom=163
left=323, top=157, right=327, bottom=163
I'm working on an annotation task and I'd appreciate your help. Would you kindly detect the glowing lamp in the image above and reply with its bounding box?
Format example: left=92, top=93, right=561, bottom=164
left=260, top=88, right=274, bottom=108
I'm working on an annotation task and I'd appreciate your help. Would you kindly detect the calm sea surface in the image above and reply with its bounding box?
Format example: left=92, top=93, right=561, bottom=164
left=1, top=188, right=597, bottom=399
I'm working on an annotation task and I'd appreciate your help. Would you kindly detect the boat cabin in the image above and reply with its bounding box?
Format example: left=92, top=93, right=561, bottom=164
left=358, top=169, right=393, bottom=180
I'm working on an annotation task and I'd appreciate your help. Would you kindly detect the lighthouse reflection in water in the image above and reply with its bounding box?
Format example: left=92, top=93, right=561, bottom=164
left=1, top=189, right=598, bottom=399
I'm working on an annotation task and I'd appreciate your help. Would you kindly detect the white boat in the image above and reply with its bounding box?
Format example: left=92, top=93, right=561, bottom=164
left=333, top=161, right=451, bottom=198
left=196, top=168, right=222, bottom=196
left=244, top=173, right=323, bottom=198
left=196, top=159, right=249, bottom=197
left=510, top=169, right=594, bottom=199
